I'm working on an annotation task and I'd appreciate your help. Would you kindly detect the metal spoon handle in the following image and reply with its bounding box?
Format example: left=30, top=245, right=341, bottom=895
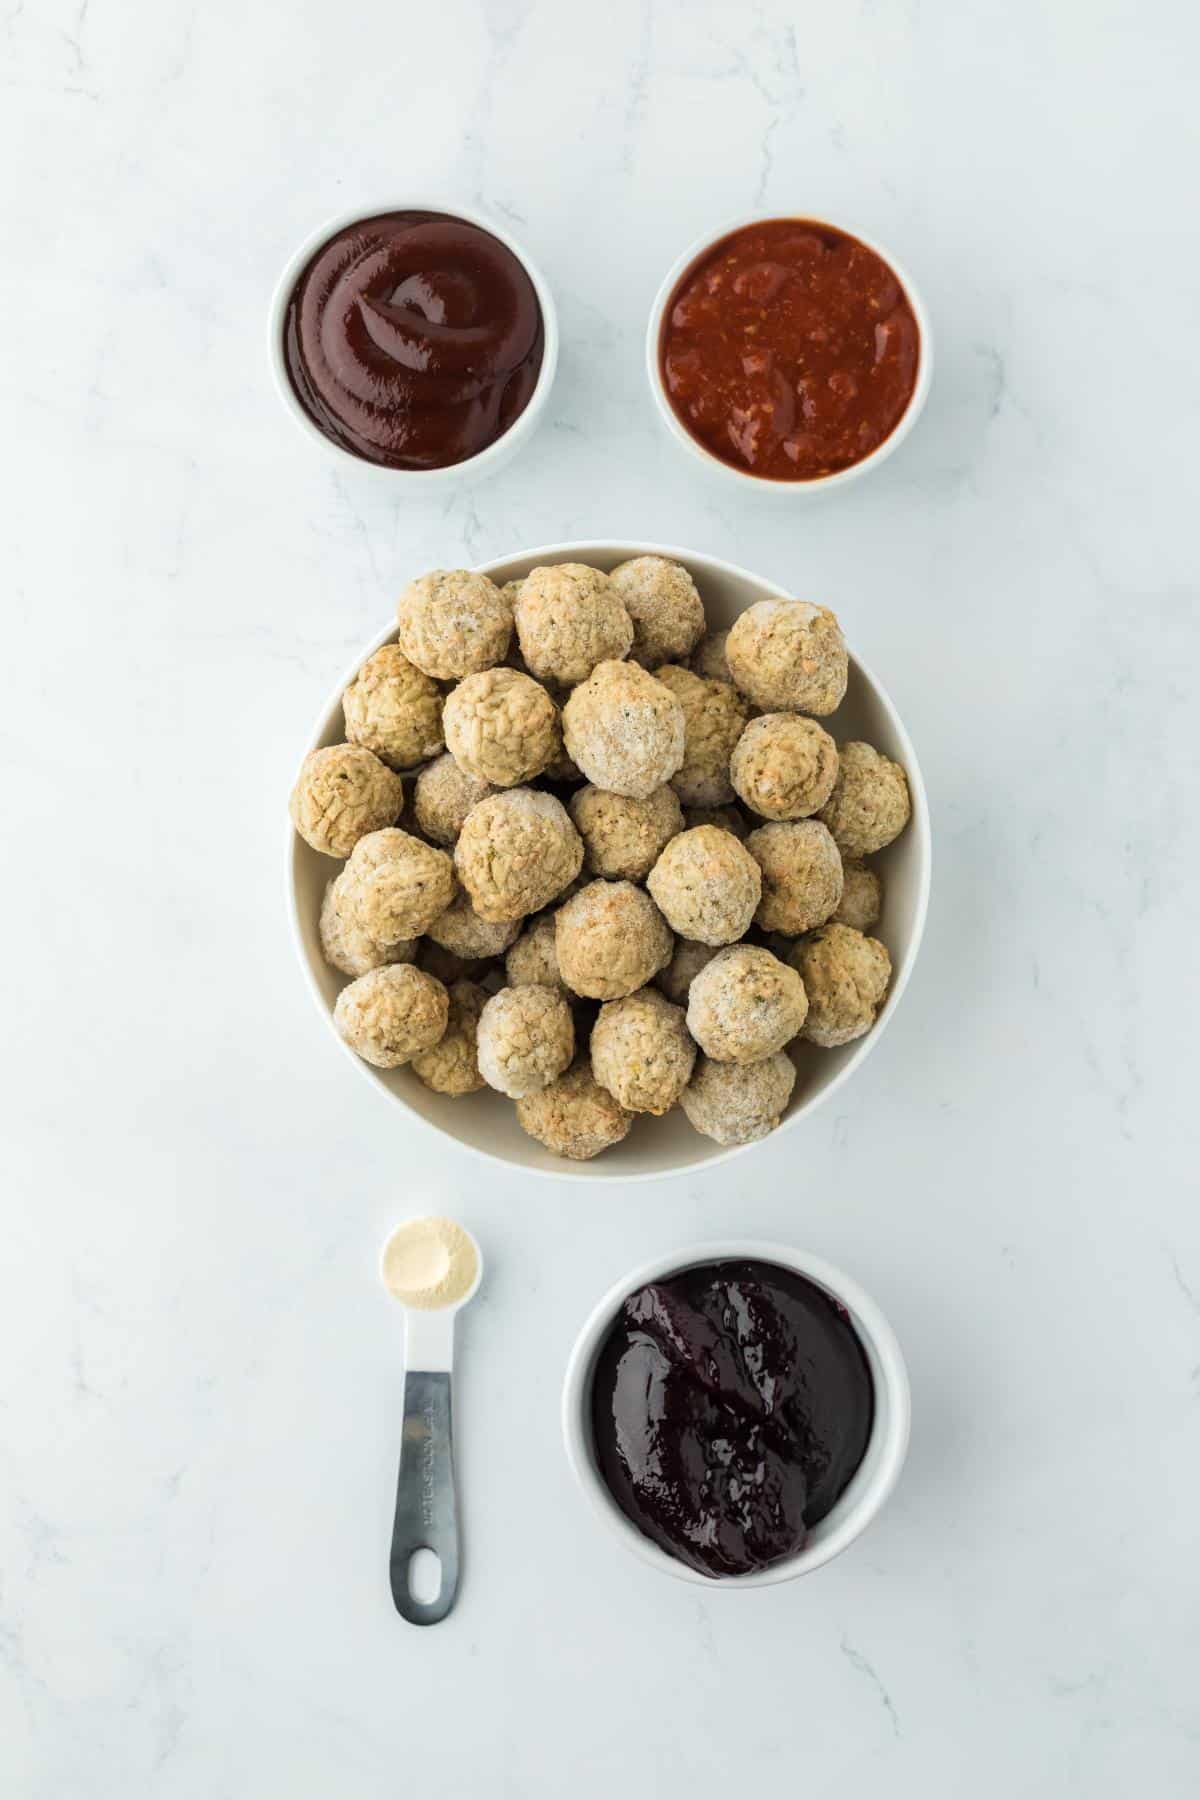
left=389, top=1370, right=460, bottom=1625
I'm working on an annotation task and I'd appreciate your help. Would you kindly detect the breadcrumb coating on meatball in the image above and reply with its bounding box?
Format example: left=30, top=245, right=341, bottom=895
left=342, top=828, right=457, bottom=943
left=686, top=945, right=808, bottom=1064
left=555, top=880, right=674, bottom=1000
left=505, top=912, right=568, bottom=992
left=791, top=922, right=891, bottom=1048
left=745, top=820, right=843, bottom=936
left=442, top=667, right=561, bottom=787
left=396, top=569, right=512, bottom=679
left=569, top=783, right=683, bottom=880
left=413, top=754, right=495, bottom=846
left=319, top=874, right=417, bottom=977
left=426, top=888, right=521, bottom=959
left=513, top=563, right=633, bottom=687
left=515, top=1057, right=635, bottom=1160
left=646, top=826, right=762, bottom=946
left=680, top=1052, right=796, bottom=1146
left=654, top=664, right=751, bottom=807
left=818, top=740, right=911, bottom=857
left=410, top=980, right=488, bottom=1096
left=730, top=714, right=839, bottom=820
left=290, top=744, right=404, bottom=859
left=608, top=556, right=706, bottom=670
left=591, top=987, right=696, bottom=1115
left=726, top=601, right=848, bottom=716
left=656, top=937, right=721, bottom=1005
left=834, top=860, right=882, bottom=932
left=454, top=788, right=583, bottom=922
left=342, top=644, right=444, bottom=771
left=690, top=628, right=733, bottom=685
left=562, top=660, right=686, bottom=800
left=476, top=984, right=575, bottom=1098
left=334, top=964, right=449, bottom=1069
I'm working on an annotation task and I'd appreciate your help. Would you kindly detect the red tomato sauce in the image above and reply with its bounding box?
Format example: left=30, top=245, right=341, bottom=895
left=659, top=219, right=921, bottom=482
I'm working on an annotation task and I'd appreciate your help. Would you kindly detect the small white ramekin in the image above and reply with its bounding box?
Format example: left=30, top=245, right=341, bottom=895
left=562, top=1241, right=910, bottom=1587
left=646, top=212, right=933, bottom=497
left=267, top=199, right=558, bottom=488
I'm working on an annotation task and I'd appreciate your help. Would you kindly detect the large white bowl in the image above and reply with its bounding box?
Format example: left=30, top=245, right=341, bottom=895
left=561, top=1241, right=911, bottom=1586
left=287, top=541, right=931, bottom=1182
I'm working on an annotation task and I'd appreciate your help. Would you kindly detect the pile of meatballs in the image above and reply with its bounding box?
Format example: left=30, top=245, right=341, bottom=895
left=289, top=557, right=910, bottom=1160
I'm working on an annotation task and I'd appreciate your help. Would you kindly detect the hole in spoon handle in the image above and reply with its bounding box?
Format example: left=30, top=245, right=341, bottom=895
left=389, top=1370, right=460, bottom=1625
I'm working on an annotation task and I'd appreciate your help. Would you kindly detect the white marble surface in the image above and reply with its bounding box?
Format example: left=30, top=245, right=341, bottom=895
left=3, top=0, right=1199, bottom=1793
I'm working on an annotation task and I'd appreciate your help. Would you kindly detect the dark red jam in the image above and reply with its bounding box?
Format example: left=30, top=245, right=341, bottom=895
left=659, top=218, right=920, bottom=480
left=283, top=211, right=544, bottom=470
left=591, top=1259, right=874, bottom=1577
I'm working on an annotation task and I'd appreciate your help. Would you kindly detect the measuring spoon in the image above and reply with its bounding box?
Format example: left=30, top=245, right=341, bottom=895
left=379, top=1217, right=483, bottom=1626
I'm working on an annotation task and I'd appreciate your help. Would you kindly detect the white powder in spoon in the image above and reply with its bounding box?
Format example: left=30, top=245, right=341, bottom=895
left=381, top=1216, right=479, bottom=1311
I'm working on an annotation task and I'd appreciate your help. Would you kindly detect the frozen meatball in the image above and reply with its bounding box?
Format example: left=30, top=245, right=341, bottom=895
left=684, top=804, right=748, bottom=839
left=454, top=789, right=583, bottom=922
left=569, top=783, right=683, bottom=881
left=505, top=912, right=568, bottom=993
left=426, top=888, right=521, bottom=960
left=655, top=664, right=751, bottom=807
left=691, top=629, right=733, bottom=685
left=818, top=740, right=911, bottom=857
left=834, top=860, right=883, bottom=933
left=646, top=826, right=761, bottom=946
left=730, top=714, right=839, bottom=820
left=410, top=980, right=488, bottom=1096
left=513, top=563, right=633, bottom=686
left=686, top=945, right=808, bottom=1064
left=319, top=874, right=417, bottom=978
left=656, top=938, right=721, bottom=1005
left=442, top=667, right=560, bottom=787
left=680, top=1052, right=796, bottom=1146
left=506, top=635, right=570, bottom=709
left=726, top=600, right=848, bottom=715
left=289, top=744, right=404, bottom=859
left=396, top=569, right=512, bottom=679
left=746, top=820, right=843, bottom=936
left=591, top=988, right=696, bottom=1115
left=791, top=923, right=891, bottom=1048
left=609, top=555, right=706, bottom=670
left=413, top=754, right=495, bottom=847
left=333, top=964, right=449, bottom=1069
left=476, top=984, right=575, bottom=1098
left=562, top=660, right=686, bottom=800
left=515, top=1057, right=635, bottom=1161
left=342, top=644, right=444, bottom=771
left=555, top=880, right=673, bottom=1000
left=342, top=828, right=457, bottom=943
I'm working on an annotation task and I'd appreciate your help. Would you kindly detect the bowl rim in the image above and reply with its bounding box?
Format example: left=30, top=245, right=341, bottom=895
left=560, top=1239, right=912, bottom=1586
left=285, top=538, right=932, bottom=1183
left=266, top=198, right=559, bottom=484
left=645, top=211, right=934, bottom=494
